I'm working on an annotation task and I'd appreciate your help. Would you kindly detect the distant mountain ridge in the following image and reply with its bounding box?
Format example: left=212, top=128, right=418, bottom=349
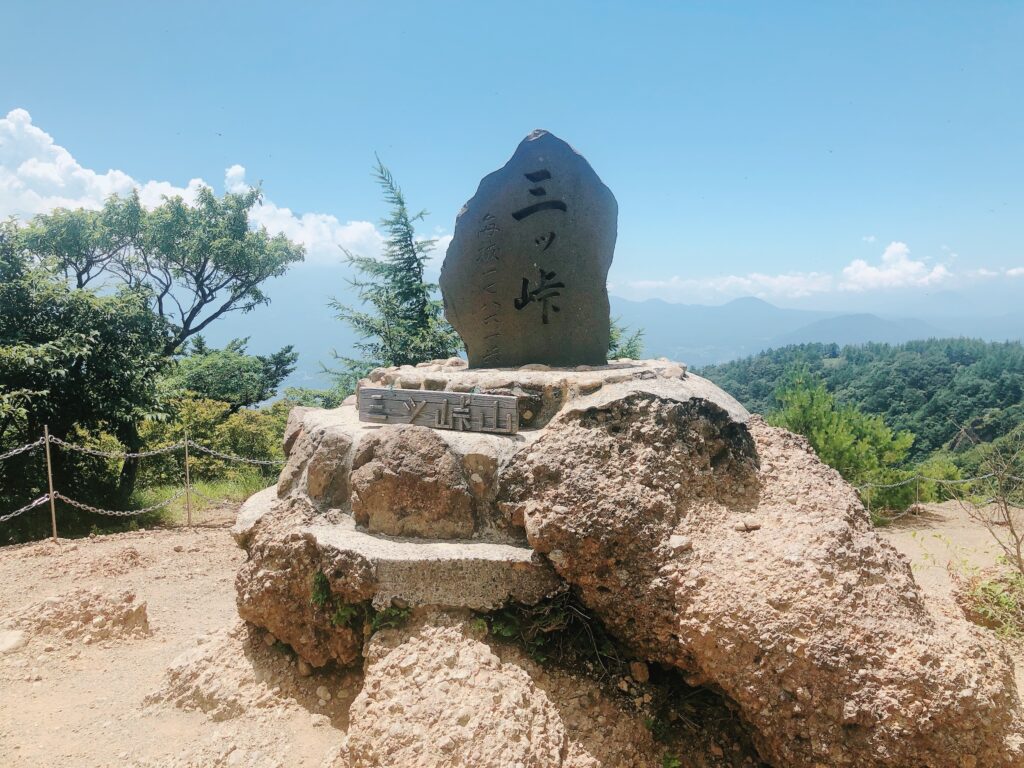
left=201, top=268, right=1024, bottom=390
left=609, top=297, right=958, bottom=368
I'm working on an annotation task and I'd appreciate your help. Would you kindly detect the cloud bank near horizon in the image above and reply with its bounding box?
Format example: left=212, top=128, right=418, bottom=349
left=616, top=240, right=1020, bottom=304
left=1, top=108, right=1020, bottom=301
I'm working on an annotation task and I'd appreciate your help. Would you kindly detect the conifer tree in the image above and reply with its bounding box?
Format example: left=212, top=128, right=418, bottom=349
left=331, top=158, right=461, bottom=382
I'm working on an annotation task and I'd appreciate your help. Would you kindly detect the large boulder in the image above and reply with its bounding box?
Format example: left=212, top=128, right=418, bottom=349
left=235, top=358, right=1023, bottom=766
left=345, top=611, right=667, bottom=768
left=502, top=399, right=1024, bottom=767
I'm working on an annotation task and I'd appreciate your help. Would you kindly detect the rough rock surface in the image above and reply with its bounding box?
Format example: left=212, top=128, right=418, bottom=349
left=274, top=358, right=735, bottom=544
left=350, top=425, right=477, bottom=539
left=146, top=620, right=362, bottom=724
left=504, top=410, right=1024, bottom=767
left=236, top=498, right=368, bottom=668
left=439, top=129, right=618, bottom=368
left=345, top=611, right=664, bottom=768
left=235, top=496, right=559, bottom=668
left=238, top=357, right=1023, bottom=766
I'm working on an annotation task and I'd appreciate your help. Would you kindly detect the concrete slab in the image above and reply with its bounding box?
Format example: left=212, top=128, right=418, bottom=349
left=307, top=516, right=561, bottom=610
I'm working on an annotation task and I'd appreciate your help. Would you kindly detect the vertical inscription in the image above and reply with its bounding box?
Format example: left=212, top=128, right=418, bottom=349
left=512, top=169, right=569, bottom=325
left=477, top=213, right=502, bottom=366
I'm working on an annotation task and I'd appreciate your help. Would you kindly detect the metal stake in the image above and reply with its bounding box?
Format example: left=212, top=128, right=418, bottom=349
left=183, top=429, right=193, bottom=527
left=43, top=425, right=58, bottom=543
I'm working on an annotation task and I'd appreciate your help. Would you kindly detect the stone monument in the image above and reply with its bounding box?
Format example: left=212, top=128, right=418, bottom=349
left=224, top=130, right=1024, bottom=768
left=439, top=129, right=617, bottom=368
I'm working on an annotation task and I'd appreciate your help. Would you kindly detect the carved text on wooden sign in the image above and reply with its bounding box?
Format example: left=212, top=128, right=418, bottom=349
left=357, top=388, right=518, bottom=435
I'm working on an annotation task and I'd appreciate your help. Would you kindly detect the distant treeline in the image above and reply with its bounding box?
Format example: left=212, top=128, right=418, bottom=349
left=699, top=338, right=1024, bottom=461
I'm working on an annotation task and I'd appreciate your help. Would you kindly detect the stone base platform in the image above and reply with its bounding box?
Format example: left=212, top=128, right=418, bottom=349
left=234, top=487, right=559, bottom=612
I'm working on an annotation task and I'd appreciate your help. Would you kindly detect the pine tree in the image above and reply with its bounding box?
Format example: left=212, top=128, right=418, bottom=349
left=330, top=159, right=461, bottom=384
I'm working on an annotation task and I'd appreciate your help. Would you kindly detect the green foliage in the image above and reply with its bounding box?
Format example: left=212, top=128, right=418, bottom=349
left=20, top=187, right=305, bottom=356
left=768, top=367, right=914, bottom=510
left=131, top=186, right=305, bottom=354
left=370, top=605, right=411, bottom=632
left=609, top=317, right=645, bottom=359
left=130, top=470, right=267, bottom=527
left=164, top=337, right=296, bottom=411
left=700, top=339, right=1024, bottom=460
left=2, top=185, right=305, bottom=534
left=660, top=754, right=682, bottom=768
left=136, top=396, right=285, bottom=487
left=330, top=158, right=461, bottom=376
left=21, top=193, right=140, bottom=288
left=915, top=454, right=963, bottom=502
left=310, top=571, right=331, bottom=609
left=964, top=571, right=1024, bottom=638
left=1, top=223, right=169, bottom=542
left=644, top=716, right=672, bottom=743
left=480, top=591, right=623, bottom=672
left=331, top=603, right=364, bottom=629
left=324, top=598, right=407, bottom=633
left=283, top=381, right=354, bottom=410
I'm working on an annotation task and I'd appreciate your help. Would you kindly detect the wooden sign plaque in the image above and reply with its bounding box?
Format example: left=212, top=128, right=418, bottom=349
left=357, top=387, right=519, bottom=435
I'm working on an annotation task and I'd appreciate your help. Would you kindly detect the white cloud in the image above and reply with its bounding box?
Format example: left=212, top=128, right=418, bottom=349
left=1008, top=267, right=1024, bottom=278
left=623, top=241, right=961, bottom=303
left=839, top=241, right=951, bottom=291
left=626, top=271, right=834, bottom=302
left=862, top=235, right=876, bottom=243
left=223, top=164, right=383, bottom=264
left=0, top=108, right=389, bottom=266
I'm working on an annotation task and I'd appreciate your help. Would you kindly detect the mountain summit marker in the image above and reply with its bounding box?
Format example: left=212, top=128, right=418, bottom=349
left=439, top=130, right=617, bottom=368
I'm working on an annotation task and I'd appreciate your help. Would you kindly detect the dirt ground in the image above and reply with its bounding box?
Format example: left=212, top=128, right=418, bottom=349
left=0, top=505, right=358, bottom=768
left=0, top=499, right=1021, bottom=767
left=877, top=500, right=1024, bottom=691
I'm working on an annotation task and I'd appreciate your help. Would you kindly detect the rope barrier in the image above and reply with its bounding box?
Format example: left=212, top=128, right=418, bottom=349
left=0, top=495, right=50, bottom=523
left=185, top=441, right=284, bottom=466
left=53, top=488, right=187, bottom=517
left=856, top=472, right=999, bottom=491
left=48, top=435, right=185, bottom=459
left=3, top=428, right=1018, bottom=528
left=1, top=429, right=282, bottom=529
left=0, top=437, right=45, bottom=462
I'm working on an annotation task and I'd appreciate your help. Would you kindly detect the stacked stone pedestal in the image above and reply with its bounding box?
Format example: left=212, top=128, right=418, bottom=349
left=233, top=358, right=1023, bottom=768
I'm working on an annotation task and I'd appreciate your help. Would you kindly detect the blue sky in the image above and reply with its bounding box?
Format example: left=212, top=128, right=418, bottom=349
left=2, top=1, right=1022, bottom=310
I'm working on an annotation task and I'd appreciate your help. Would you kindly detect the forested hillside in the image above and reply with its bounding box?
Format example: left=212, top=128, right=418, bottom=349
left=699, top=339, right=1024, bottom=460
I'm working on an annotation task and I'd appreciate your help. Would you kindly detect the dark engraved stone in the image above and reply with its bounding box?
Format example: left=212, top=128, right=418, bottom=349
left=440, top=130, right=617, bottom=368
left=357, top=388, right=519, bottom=434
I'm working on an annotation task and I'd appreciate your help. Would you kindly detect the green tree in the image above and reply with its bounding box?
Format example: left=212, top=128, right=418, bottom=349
left=0, top=222, right=168, bottom=541
left=15, top=185, right=305, bottom=499
left=608, top=317, right=644, bottom=359
left=701, top=339, right=1024, bottom=460
left=331, top=158, right=460, bottom=382
left=22, top=187, right=306, bottom=357
left=164, top=337, right=297, bottom=412
left=130, top=186, right=305, bottom=355
left=20, top=193, right=142, bottom=288
left=768, top=366, right=915, bottom=511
